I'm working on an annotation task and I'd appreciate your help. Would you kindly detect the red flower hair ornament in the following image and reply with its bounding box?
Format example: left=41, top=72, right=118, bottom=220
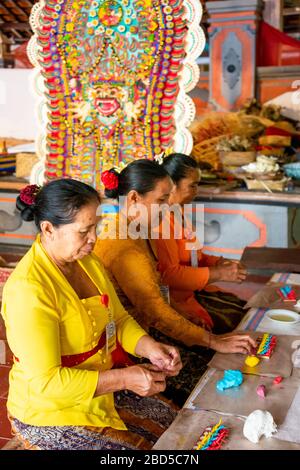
left=101, top=171, right=119, bottom=190
left=19, top=184, right=41, bottom=206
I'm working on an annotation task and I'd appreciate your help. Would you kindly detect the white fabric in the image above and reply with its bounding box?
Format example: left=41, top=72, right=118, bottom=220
left=276, top=386, right=300, bottom=444
left=266, top=92, right=300, bottom=122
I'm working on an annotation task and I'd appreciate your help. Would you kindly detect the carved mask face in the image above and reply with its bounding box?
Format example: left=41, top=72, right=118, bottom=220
left=89, top=84, right=127, bottom=117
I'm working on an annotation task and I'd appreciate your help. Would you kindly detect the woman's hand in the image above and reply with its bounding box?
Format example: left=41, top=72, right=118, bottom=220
left=210, top=331, right=257, bottom=354
left=135, top=335, right=182, bottom=377
left=95, top=363, right=167, bottom=398
left=209, top=259, right=247, bottom=283
left=147, top=342, right=182, bottom=377
left=123, top=364, right=167, bottom=396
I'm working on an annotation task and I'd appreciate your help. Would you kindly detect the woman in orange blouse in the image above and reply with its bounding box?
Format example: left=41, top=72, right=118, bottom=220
left=95, top=159, right=255, bottom=405
left=156, top=153, right=248, bottom=334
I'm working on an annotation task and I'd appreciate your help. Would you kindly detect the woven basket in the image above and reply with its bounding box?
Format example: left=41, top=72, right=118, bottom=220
left=219, top=151, right=256, bottom=167
left=243, top=177, right=288, bottom=192
left=192, top=135, right=227, bottom=170
left=16, top=153, right=39, bottom=178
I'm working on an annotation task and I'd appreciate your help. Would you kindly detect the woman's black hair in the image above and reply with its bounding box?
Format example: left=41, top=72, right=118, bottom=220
left=161, top=153, right=199, bottom=184
left=104, top=159, right=170, bottom=199
left=16, top=178, right=100, bottom=230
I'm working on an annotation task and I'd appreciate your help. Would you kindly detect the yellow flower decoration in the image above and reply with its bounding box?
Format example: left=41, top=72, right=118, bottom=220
left=149, top=21, right=158, bottom=31
left=66, top=22, right=75, bottom=32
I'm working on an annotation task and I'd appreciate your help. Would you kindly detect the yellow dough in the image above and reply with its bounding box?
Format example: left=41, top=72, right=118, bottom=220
left=245, top=356, right=260, bottom=367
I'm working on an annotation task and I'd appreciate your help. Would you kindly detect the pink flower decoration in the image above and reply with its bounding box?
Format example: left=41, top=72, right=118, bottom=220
left=19, top=184, right=41, bottom=206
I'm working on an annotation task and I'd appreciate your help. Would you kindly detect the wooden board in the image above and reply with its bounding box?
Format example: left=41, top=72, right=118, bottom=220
left=241, top=247, right=300, bottom=273
left=0, top=176, right=28, bottom=191
left=154, top=409, right=300, bottom=450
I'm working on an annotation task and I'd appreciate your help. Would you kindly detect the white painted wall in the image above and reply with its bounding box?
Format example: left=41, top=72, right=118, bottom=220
left=0, top=69, right=39, bottom=140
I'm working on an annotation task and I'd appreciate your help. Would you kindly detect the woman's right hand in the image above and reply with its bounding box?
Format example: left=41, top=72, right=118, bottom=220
left=210, top=331, right=257, bottom=354
left=123, top=364, right=167, bottom=397
left=209, top=260, right=247, bottom=283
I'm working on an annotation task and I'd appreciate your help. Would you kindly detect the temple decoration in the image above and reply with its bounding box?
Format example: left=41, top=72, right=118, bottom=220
left=27, top=0, right=205, bottom=188
left=206, top=0, right=264, bottom=112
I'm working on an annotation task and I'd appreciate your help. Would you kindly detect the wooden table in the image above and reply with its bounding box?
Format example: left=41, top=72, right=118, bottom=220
left=197, top=187, right=300, bottom=207
left=241, top=247, right=300, bottom=273
left=0, top=176, right=28, bottom=191
left=153, top=272, right=300, bottom=450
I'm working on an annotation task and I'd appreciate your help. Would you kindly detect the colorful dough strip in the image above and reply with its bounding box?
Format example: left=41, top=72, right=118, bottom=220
left=193, top=419, right=229, bottom=450
left=256, top=333, right=277, bottom=359
left=277, top=286, right=296, bottom=301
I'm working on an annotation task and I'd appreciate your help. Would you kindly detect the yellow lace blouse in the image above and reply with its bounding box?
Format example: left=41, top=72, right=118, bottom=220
left=1, top=235, right=146, bottom=427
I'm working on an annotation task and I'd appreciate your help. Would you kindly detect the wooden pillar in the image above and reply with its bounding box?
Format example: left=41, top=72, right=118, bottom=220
left=0, top=32, right=14, bottom=68
left=206, top=0, right=264, bottom=111
left=263, top=0, right=283, bottom=30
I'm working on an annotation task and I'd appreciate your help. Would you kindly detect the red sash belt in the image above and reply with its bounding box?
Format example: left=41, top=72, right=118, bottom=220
left=61, top=333, right=106, bottom=367
left=14, top=334, right=133, bottom=368
left=61, top=332, right=133, bottom=368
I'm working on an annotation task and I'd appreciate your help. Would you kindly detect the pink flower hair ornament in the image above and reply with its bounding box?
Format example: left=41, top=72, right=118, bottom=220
left=19, top=184, right=41, bottom=206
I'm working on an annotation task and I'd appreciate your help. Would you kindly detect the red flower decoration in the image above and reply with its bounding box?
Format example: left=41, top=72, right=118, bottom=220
left=101, top=171, right=118, bottom=190
left=19, top=184, right=41, bottom=206
left=100, top=294, right=109, bottom=308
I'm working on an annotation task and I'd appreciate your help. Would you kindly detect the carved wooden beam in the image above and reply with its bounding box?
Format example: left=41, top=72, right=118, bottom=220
left=0, top=22, right=31, bottom=31
left=0, top=4, right=18, bottom=22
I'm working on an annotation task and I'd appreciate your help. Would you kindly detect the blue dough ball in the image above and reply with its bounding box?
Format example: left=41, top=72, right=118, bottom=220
left=216, top=369, right=243, bottom=391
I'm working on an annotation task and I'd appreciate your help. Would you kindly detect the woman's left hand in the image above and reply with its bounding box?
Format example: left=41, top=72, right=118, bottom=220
left=135, top=336, right=182, bottom=377
left=148, top=342, right=182, bottom=377
left=214, top=258, right=247, bottom=283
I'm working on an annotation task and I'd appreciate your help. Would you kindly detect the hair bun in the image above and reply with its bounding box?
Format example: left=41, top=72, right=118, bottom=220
left=16, top=195, right=35, bottom=221
left=20, top=206, right=35, bottom=222
left=16, top=184, right=41, bottom=222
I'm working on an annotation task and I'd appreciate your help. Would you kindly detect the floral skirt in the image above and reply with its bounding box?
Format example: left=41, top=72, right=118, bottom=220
left=10, top=390, right=177, bottom=450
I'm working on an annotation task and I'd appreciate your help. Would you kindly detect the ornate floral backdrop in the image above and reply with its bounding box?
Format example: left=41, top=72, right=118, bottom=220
left=28, top=0, right=205, bottom=188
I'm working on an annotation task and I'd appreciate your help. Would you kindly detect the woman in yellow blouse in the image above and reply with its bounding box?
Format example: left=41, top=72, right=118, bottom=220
left=95, top=159, right=256, bottom=405
left=1, top=179, right=181, bottom=450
